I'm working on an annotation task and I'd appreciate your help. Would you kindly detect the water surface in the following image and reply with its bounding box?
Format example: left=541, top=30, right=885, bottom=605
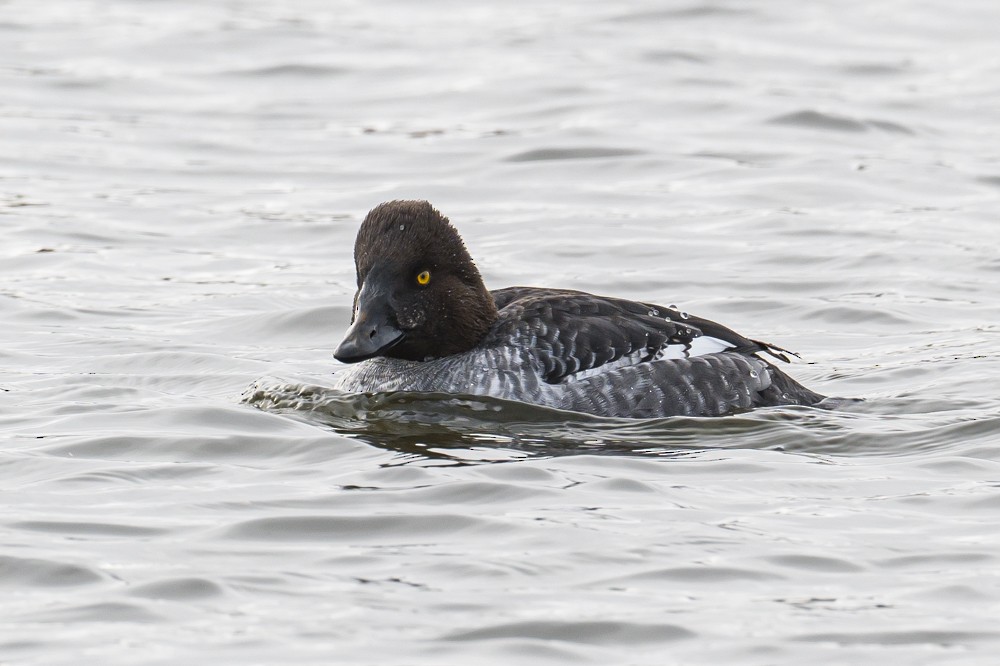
left=3, top=0, right=1000, bottom=663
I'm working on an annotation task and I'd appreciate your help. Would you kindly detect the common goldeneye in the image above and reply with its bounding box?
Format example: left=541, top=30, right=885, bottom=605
left=332, top=200, right=827, bottom=418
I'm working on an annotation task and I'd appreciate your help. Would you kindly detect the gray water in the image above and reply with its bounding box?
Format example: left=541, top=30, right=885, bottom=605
left=3, top=0, right=1000, bottom=663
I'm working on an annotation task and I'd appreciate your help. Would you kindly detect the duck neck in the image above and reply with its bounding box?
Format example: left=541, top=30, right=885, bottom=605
left=435, top=283, right=497, bottom=358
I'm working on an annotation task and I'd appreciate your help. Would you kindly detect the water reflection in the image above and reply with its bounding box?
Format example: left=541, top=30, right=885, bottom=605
left=242, top=380, right=900, bottom=464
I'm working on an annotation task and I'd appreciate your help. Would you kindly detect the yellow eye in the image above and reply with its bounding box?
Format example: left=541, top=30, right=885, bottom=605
left=416, top=270, right=431, bottom=286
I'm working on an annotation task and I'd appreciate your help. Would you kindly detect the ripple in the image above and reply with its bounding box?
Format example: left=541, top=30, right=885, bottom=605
left=769, top=110, right=867, bottom=132
left=584, top=477, right=658, bottom=493
left=876, top=552, right=994, bottom=569
left=222, top=514, right=495, bottom=542
left=0, top=555, right=103, bottom=587
left=838, top=62, right=914, bottom=76
left=401, top=480, right=556, bottom=504
left=765, top=554, right=865, bottom=573
left=128, top=577, right=225, bottom=601
left=796, top=304, right=916, bottom=326
left=767, top=110, right=915, bottom=135
left=596, top=566, right=783, bottom=586
left=792, top=630, right=1000, bottom=646
left=9, top=521, right=169, bottom=538
left=867, top=119, right=915, bottom=134
left=642, top=50, right=708, bottom=64
left=58, top=464, right=217, bottom=485
left=442, top=620, right=695, bottom=644
left=504, top=147, right=644, bottom=162
left=26, top=601, right=162, bottom=624
left=224, top=64, right=350, bottom=78
left=903, top=584, right=994, bottom=603
left=610, top=6, right=752, bottom=22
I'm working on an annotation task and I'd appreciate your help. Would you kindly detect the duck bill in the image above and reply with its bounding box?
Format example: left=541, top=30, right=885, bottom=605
left=334, top=291, right=405, bottom=364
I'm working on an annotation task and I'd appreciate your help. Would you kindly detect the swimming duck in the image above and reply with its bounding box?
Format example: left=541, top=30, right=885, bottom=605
left=332, top=200, right=826, bottom=418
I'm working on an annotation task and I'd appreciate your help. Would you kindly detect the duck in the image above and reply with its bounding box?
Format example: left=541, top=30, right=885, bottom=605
left=331, top=200, right=828, bottom=418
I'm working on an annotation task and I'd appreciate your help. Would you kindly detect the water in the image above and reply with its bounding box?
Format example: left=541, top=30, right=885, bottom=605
left=3, top=0, right=1000, bottom=663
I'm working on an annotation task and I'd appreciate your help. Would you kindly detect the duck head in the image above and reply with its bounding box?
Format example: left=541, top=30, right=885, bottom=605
left=334, top=200, right=498, bottom=363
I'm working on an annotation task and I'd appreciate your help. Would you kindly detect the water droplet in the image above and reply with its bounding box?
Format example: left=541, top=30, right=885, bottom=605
left=749, top=370, right=758, bottom=378
left=668, top=304, right=678, bottom=310
left=399, top=224, right=405, bottom=231
left=680, top=312, right=689, bottom=319
left=648, top=309, right=659, bottom=316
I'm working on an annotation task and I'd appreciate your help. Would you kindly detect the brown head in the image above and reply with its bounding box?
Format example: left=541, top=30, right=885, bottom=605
left=334, top=200, right=498, bottom=363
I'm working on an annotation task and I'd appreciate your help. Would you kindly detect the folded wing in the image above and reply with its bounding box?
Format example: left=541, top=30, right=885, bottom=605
left=489, top=287, right=781, bottom=385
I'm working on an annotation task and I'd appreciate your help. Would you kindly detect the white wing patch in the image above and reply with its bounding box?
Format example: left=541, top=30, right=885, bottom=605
left=656, top=335, right=735, bottom=360
left=562, top=335, right=736, bottom=383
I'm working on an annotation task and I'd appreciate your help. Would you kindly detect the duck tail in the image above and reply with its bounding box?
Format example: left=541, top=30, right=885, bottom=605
left=757, top=361, right=827, bottom=407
